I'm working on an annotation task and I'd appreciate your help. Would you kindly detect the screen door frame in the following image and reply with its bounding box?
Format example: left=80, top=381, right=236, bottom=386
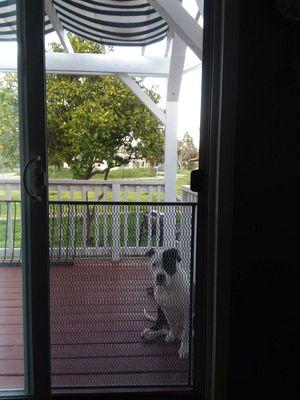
left=17, top=0, right=51, bottom=399
left=4, top=0, right=240, bottom=399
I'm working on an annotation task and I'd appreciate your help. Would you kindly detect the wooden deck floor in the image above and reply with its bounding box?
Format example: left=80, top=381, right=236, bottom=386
left=0, top=259, right=190, bottom=391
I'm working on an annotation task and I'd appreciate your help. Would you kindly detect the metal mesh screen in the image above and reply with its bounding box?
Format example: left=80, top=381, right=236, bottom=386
left=49, top=202, right=196, bottom=390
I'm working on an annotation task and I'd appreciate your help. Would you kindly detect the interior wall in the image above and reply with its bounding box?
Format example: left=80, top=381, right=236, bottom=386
left=228, top=1, right=299, bottom=398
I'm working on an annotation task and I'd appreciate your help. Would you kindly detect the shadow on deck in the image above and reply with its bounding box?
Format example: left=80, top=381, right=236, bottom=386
left=0, top=258, right=191, bottom=391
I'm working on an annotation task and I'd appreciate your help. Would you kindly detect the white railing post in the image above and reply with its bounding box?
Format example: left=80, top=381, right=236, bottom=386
left=112, top=183, right=121, bottom=260
left=112, top=183, right=121, bottom=202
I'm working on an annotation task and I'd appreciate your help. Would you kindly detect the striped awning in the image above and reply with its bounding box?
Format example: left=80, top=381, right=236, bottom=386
left=0, top=0, right=54, bottom=41
left=0, top=0, right=168, bottom=46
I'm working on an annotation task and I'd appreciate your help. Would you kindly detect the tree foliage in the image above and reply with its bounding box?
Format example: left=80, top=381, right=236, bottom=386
left=0, top=74, right=19, bottom=170
left=177, top=132, right=198, bottom=169
left=0, top=34, right=165, bottom=179
left=47, top=34, right=164, bottom=179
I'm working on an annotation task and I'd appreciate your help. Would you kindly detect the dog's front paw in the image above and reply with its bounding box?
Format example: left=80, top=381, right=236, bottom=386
left=178, top=341, right=189, bottom=359
left=165, top=331, right=176, bottom=343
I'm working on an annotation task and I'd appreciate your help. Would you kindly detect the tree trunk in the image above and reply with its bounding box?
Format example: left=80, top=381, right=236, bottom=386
left=84, top=166, right=111, bottom=247
left=104, top=167, right=110, bottom=181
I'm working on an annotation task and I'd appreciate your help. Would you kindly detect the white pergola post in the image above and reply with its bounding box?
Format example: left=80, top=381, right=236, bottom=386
left=164, top=101, right=179, bottom=202
left=163, top=34, right=186, bottom=249
left=164, top=34, right=186, bottom=202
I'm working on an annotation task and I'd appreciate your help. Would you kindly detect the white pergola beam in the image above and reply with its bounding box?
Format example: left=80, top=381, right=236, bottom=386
left=195, top=0, right=204, bottom=15
left=45, top=10, right=165, bottom=123
left=167, top=34, right=186, bottom=101
left=183, top=63, right=202, bottom=75
left=119, top=74, right=166, bottom=125
left=0, top=52, right=170, bottom=77
left=45, top=0, right=74, bottom=53
left=148, top=0, right=203, bottom=60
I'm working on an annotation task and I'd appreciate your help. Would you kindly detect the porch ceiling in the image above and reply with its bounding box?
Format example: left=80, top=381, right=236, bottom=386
left=0, top=0, right=168, bottom=47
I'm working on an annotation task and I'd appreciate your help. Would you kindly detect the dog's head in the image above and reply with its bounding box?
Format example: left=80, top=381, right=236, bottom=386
left=145, top=248, right=181, bottom=287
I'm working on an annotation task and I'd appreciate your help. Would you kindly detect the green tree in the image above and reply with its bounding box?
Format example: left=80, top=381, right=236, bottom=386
left=177, top=132, right=198, bottom=169
left=47, top=34, right=164, bottom=180
left=0, top=73, right=19, bottom=170
left=0, top=34, right=165, bottom=178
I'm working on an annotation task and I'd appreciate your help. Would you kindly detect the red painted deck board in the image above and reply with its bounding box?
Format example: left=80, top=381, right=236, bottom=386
left=0, top=259, right=191, bottom=391
left=52, top=372, right=190, bottom=389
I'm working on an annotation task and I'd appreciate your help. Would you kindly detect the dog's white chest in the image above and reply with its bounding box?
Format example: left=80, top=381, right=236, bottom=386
left=154, top=282, right=188, bottom=311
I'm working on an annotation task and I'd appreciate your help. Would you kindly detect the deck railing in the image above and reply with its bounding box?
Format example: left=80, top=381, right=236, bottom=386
left=181, top=185, right=198, bottom=202
left=0, top=179, right=165, bottom=202
left=0, top=200, right=196, bottom=263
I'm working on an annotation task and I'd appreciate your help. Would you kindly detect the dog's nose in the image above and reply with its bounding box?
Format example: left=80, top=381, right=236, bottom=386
left=156, top=273, right=165, bottom=285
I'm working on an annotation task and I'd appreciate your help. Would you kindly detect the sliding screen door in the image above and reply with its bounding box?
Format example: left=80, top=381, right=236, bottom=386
left=18, top=0, right=50, bottom=397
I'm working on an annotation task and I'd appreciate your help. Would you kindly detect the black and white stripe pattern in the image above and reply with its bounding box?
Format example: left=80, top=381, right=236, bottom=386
left=0, top=0, right=168, bottom=46
left=0, top=0, right=53, bottom=41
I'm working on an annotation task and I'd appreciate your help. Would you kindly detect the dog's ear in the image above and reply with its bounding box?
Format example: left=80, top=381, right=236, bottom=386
left=145, top=248, right=155, bottom=258
left=162, top=248, right=180, bottom=275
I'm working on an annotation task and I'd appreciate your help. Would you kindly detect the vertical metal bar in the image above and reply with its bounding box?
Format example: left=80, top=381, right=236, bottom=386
left=147, top=207, right=151, bottom=247
left=49, top=204, right=55, bottom=263
left=112, top=204, right=120, bottom=260
left=6, top=187, right=13, bottom=254
left=135, top=205, right=139, bottom=248
left=64, top=203, right=70, bottom=263
left=94, top=191, right=100, bottom=249
left=124, top=187, right=129, bottom=247
left=112, top=185, right=121, bottom=259
left=17, top=0, right=50, bottom=397
left=58, top=197, right=63, bottom=261
left=10, top=201, right=17, bottom=263
left=157, top=204, right=162, bottom=247
left=189, top=204, right=196, bottom=385
left=74, top=204, right=78, bottom=260
left=3, top=202, right=8, bottom=262
left=69, top=188, right=75, bottom=256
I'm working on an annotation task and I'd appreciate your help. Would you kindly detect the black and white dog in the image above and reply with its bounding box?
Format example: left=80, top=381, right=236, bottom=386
left=142, top=248, right=190, bottom=360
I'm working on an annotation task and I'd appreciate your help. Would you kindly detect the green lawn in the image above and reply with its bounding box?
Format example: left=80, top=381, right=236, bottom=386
left=48, top=166, right=160, bottom=180
left=176, top=169, right=191, bottom=196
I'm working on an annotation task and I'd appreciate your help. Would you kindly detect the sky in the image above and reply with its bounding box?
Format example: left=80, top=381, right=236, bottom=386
left=106, top=0, right=202, bottom=147
left=0, top=0, right=202, bottom=148
left=114, top=44, right=202, bottom=148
